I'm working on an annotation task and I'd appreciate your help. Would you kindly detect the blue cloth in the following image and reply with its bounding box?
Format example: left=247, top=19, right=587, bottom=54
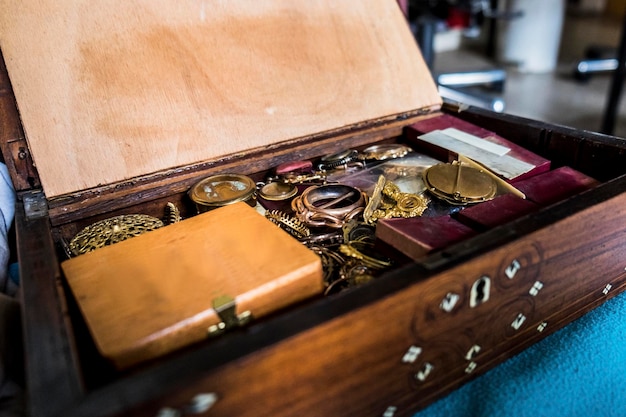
left=0, top=163, right=15, bottom=296
left=0, top=162, right=21, bottom=415
left=414, top=291, right=626, bottom=417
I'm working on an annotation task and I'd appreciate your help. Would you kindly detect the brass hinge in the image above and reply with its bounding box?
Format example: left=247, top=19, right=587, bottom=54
left=21, top=190, right=48, bottom=220
left=7, top=138, right=41, bottom=191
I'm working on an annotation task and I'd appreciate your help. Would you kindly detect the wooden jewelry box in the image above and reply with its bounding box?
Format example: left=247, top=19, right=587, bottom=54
left=2, top=1, right=626, bottom=416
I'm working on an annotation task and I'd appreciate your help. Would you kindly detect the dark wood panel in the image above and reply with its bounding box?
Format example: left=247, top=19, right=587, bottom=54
left=15, top=199, right=83, bottom=417
left=574, top=134, right=626, bottom=181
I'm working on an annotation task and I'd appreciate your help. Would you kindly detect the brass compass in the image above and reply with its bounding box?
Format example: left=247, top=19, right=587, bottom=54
left=423, top=162, right=497, bottom=205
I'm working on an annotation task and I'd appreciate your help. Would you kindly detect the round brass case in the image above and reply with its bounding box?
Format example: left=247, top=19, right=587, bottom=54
left=423, top=163, right=497, bottom=205
left=189, top=174, right=257, bottom=212
left=258, top=182, right=298, bottom=201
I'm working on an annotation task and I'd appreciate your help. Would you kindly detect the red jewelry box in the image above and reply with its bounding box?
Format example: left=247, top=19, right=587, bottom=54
left=511, top=166, right=600, bottom=205
left=376, top=215, right=478, bottom=260
left=455, top=193, right=540, bottom=231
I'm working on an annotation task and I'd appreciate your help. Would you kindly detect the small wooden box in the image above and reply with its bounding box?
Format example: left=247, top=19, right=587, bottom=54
left=60, top=202, right=324, bottom=370
left=2, top=2, right=626, bottom=417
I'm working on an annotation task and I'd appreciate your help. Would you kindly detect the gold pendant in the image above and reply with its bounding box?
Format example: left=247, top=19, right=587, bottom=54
left=364, top=175, right=428, bottom=223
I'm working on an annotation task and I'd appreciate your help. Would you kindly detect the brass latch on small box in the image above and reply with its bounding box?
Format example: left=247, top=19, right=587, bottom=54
left=208, top=295, right=253, bottom=337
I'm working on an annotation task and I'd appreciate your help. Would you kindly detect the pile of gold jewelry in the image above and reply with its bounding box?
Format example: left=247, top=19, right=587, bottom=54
left=308, top=220, right=393, bottom=295
left=364, top=175, right=429, bottom=224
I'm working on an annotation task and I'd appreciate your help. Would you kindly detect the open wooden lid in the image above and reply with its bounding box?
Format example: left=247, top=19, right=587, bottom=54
left=0, top=0, right=441, bottom=198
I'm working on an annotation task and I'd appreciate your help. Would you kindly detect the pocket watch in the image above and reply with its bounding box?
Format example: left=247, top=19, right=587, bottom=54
left=317, top=149, right=359, bottom=171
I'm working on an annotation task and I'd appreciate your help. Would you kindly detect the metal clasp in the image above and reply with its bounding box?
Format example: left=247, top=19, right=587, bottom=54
left=22, top=190, right=48, bottom=220
left=207, top=295, right=252, bottom=337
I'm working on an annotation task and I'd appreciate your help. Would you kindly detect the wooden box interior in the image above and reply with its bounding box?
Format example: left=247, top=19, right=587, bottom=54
left=7, top=98, right=626, bottom=417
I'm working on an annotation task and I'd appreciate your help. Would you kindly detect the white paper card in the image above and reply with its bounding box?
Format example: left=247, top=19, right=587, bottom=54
left=418, top=130, right=536, bottom=179
left=441, top=128, right=510, bottom=156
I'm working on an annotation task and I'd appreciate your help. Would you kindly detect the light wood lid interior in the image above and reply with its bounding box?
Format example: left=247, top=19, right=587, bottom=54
left=0, top=0, right=440, bottom=197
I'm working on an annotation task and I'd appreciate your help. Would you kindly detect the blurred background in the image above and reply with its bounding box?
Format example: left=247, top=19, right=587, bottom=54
left=403, top=0, right=626, bottom=138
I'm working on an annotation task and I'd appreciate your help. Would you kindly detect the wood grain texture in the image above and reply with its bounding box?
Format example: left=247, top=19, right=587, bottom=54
left=0, top=0, right=440, bottom=198
left=61, top=202, right=323, bottom=369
